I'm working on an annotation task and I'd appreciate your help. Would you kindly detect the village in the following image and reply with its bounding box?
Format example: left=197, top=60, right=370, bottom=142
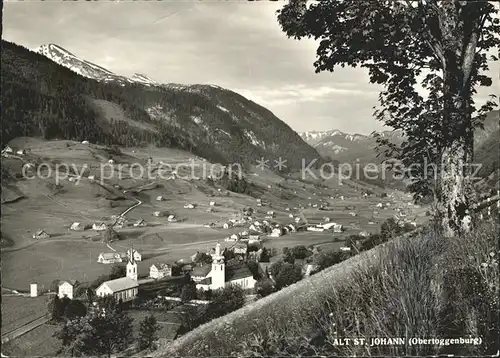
left=1, top=139, right=428, bottom=355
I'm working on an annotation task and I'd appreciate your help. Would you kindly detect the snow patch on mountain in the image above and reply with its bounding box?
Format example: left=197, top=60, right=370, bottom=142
left=217, top=105, right=230, bottom=113
left=191, top=116, right=203, bottom=125
left=244, top=130, right=266, bottom=148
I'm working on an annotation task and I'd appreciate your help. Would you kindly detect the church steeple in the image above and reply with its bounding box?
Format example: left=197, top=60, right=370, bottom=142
left=126, top=242, right=137, bottom=281
left=211, top=242, right=225, bottom=290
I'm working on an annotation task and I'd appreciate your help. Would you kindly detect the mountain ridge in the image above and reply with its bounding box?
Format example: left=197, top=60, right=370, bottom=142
left=2, top=40, right=323, bottom=171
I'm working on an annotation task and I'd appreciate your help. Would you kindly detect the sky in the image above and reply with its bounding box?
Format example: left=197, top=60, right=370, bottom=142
left=3, top=1, right=498, bottom=134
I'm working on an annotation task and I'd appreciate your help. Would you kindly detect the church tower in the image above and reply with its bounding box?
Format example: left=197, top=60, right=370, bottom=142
left=126, top=246, right=138, bottom=281
left=211, top=243, right=225, bottom=290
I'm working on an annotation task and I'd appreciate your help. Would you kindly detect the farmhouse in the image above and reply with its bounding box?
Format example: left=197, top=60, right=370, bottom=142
left=203, top=222, right=215, bottom=228
left=113, top=217, right=128, bottom=229
left=70, top=222, right=85, bottom=231
left=33, top=230, right=50, bottom=240
left=133, top=219, right=147, bottom=227
left=248, top=234, right=261, bottom=243
left=233, top=242, right=248, bottom=255
left=321, top=222, right=343, bottom=232
left=82, top=140, right=89, bottom=144
left=97, top=252, right=122, bottom=264
left=58, top=280, right=78, bottom=299
left=16, top=149, right=26, bottom=156
left=307, top=226, right=325, bottom=232
left=149, top=263, right=172, bottom=279
left=156, top=196, right=165, bottom=201
left=194, top=244, right=256, bottom=291
left=209, top=201, right=216, bottom=206
left=230, top=233, right=240, bottom=241
left=108, top=159, right=115, bottom=164
left=223, top=222, right=233, bottom=229
left=167, top=214, right=176, bottom=222
left=127, top=248, right=142, bottom=262
left=269, top=228, right=283, bottom=237
left=2, top=145, right=13, bottom=155
left=92, top=222, right=108, bottom=231
left=184, top=203, right=196, bottom=209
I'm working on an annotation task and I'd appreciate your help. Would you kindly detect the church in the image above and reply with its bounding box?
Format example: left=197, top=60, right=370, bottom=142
left=95, top=253, right=139, bottom=302
left=191, top=243, right=257, bottom=291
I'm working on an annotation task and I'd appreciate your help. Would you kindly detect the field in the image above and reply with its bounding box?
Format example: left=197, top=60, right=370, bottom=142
left=1, top=296, right=50, bottom=333
left=1, top=323, right=59, bottom=357
left=1, top=138, right=426, bottom=343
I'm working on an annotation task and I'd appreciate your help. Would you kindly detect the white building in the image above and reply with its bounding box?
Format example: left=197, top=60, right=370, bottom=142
left=33, top=230, right=50, bottom=239
left=184, top=203, right=196, bottom=209
left=307, top=226, right=325, bottom=232
left=58, top=280, right=78, bottom=299
left=2, top=145, right=13, bottom=155
left=133, top=219, right=147, bottom=227
left=30, top=283, right=39, bottom=297
left=269, top=228, right=283, bottom=237
left=149, top=263, right=172, bottom=279
left=156, top=196, right=165, bottom=201
left=70, top=222, right=85, bottom=231
left=95, top=277, right=138, bottom=303
left=127, top=249, right=142, bottom=262
left=194, top=243, right=256, bottom=291
left=97, top=252, right=122, bottom=264
left=92, top=222, right=107, bottom=231
left=126, top=254, right=138, bottom=281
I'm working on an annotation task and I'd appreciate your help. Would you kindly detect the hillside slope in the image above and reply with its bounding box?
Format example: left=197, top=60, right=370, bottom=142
left=1, top=40, right=321, bottom=170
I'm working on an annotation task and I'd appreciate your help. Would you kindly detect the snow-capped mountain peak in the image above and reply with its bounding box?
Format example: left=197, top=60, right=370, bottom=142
left=130, top=73, right=159, bottom=86
left=35, top=43, right=159, bottom=87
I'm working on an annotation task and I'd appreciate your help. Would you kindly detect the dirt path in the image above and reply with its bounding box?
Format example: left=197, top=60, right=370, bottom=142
left=1, top=314, right=50, bottom=345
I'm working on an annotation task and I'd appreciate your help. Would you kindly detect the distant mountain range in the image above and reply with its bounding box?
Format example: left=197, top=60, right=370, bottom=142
left=299, top=129, right=405, bottom=163
left=300, top=111, right=499, bottom=190
left=1, top=41, right=322, bottom=171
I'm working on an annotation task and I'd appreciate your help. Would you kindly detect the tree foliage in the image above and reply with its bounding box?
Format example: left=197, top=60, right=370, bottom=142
left=270, top=261, right=303, bottom=290
left=138, top=314, right=160, bottom=351
left=64, top=299, right=88, bottom=320
left=109, top=264, right=126, bottom=280
left=54, top=304, right=133, bottom=357
left=180, top=281, right=198, bottom=303
left=277, top=0, right=499, bottom=237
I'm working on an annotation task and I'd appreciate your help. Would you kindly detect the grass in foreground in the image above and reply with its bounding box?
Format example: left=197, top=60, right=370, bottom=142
left=157, top=220, right=499, bottom=357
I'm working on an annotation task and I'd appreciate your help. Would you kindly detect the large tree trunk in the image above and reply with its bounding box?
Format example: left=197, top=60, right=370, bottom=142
left=437, top=77, right=475, bottom=238
left=434, top=0, right=483, bottom=237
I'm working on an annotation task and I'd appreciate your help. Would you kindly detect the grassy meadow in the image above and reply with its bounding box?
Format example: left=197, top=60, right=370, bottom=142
left=156, top=220, right=499, bottom=357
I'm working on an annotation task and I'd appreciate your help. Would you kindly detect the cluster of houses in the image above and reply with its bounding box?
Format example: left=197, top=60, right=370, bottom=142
left=97, top=248, right=142, bottom=264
